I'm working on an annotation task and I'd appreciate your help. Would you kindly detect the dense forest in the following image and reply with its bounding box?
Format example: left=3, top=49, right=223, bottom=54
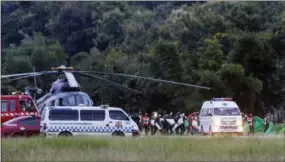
left=1, top=1, right=285, bottom=122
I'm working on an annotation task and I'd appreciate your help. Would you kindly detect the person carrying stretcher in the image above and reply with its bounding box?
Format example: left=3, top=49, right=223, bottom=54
left=142, top=113, right=150, bottom=135
left=187, top=112, right=197, bottom=135
left=247, top=113, right=254, bottom=136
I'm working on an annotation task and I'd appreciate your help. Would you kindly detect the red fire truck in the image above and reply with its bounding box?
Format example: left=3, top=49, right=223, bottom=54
left=1, top=92, right=39, bottom=124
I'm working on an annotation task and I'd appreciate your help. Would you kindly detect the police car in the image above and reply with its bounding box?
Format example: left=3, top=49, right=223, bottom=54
left=199, top=98, right=243, bottom=136
left=40, top=105, right=140, bottom=137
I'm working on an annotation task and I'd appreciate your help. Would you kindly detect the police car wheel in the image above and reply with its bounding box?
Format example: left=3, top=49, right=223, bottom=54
left=13, top=133, right=23, bottom=138
left=58, top=132, right=72, bottom=137
left=112, top=131, right=125, bottom=136
left=200, top=125, right=205, bottom=136
left=208, top=126, right=212, bottom=136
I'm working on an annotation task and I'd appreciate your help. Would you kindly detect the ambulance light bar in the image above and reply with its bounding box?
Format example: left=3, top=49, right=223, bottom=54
left=212, top=98, right=232, bottom=101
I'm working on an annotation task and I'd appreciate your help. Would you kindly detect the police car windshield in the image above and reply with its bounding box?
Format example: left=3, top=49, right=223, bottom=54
left=214, top=107, right=241, bottom=116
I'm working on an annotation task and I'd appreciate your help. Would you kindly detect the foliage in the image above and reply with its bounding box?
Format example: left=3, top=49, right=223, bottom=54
left=1, top=1, right=285, bottom=118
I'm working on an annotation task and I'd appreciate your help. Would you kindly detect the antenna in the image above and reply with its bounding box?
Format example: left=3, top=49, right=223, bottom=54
left=33, top=66, right=37, bottom=100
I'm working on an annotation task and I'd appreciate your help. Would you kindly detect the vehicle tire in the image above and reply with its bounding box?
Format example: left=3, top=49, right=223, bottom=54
left=208, top=126, right=212, bottom=136
left=112, top=131, right=125, bottom=137
left=58, top=132, right=72, bottom=137
left=200, top=125, right=205, bottom=136
left=12, top=133, right=23, bottom=138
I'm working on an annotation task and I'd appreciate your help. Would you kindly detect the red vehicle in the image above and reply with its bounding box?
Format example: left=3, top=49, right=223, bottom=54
left=1, top=115, right=41, bottom=137
left=1, top=92, right=39, bottom=124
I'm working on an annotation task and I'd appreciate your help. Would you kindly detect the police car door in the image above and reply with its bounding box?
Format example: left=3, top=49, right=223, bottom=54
left=79, top=109, right=108, bottom=136
left=107, top=110, right=132, bottom=135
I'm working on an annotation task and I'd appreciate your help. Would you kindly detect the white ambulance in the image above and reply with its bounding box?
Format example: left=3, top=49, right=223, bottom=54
left=198, top=98, right=243, bottom=135
left=40, top=105, right=140, bottom=137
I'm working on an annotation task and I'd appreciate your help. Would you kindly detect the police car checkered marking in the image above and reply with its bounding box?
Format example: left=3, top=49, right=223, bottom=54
left=46, top=126, right=133, bottom=133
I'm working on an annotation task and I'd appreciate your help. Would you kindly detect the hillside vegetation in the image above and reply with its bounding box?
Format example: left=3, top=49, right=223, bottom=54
left=1, top=2, right=285, bottom=120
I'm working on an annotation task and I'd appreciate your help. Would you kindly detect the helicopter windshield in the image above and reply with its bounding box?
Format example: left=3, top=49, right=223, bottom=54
left=56, top=93, right=92, bottom=106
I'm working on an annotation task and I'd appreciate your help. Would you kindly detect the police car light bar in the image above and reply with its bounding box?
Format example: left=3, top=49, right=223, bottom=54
left=212, top=98, right=232, bottom=101
left=100, top=105, right=109, bottom=109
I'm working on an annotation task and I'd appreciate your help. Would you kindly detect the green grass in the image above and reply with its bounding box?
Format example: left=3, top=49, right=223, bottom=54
left=2, top=136, right=285, bottom=161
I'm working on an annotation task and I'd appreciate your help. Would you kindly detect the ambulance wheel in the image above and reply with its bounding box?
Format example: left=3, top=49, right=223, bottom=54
left=112, top=131, right=125, bottom=137
left=58, top=132, right=72, bottom=137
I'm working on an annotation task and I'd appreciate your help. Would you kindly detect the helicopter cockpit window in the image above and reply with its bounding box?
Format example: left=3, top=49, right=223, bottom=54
left=75, top=95, right=84, bottom=105
left=19, top=100, right=26, bottom=111
left=56, top=94, right=92, bottom=106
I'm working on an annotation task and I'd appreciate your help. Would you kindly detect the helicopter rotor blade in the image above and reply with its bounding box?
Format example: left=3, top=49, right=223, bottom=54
left=1, top=72, right=39, bottom=79
left=74, top=73, right=142, bottom=94
left=2, top=71, right=57, bottom=83
left=1, top=71, right=56, bottom=79
left=75, top=71, right=211, bottom=90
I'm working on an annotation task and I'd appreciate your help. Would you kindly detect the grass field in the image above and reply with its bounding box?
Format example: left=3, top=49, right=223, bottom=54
left=2, top=136, right=285, bottom=161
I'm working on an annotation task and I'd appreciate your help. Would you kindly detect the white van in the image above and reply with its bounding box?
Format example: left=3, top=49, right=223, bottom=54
left=199, top=98, right=243, bottom=135
left=40, top=105, right=140, bottom=137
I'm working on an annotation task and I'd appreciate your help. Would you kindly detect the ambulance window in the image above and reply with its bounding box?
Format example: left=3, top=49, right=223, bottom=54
left=201, top=108, right=208, bottom=117
left=214, top=108, right=241, bottom=116
left=9, top=100, right=16, bottom=112
left=109, top=110, right=130, bottom=121
left=80, top=110, right=105, bottom=121
left=49, top=109, right=78, bottom=121
left=1, top=101, right=8, bottom=112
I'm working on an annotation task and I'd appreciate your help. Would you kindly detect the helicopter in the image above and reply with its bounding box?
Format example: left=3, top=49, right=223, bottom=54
left=1, top=65, right=211, bottom=115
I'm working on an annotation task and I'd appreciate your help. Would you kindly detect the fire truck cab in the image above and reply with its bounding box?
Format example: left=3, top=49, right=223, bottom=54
left=1, top=92, right=39, bottom=124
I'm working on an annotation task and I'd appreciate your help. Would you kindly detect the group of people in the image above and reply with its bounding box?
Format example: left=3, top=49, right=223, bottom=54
left=131, top=111, right=271, bottom=136
left=242, top=113, right=271, bottom=135
left=130, top=111, right=200, bottom=136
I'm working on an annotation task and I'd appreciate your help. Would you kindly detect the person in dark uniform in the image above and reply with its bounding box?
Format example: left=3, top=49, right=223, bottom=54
left=264, top=113, right=270, bottom=132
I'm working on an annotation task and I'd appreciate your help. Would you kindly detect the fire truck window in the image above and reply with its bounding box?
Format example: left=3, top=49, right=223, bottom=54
left=9, top=100, right=16, bottom=112
left=25, top=99, right=34, bottom=111
left=1, top=101, right=8, bottom=112
left=19, top=100, right=26, bottom=111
